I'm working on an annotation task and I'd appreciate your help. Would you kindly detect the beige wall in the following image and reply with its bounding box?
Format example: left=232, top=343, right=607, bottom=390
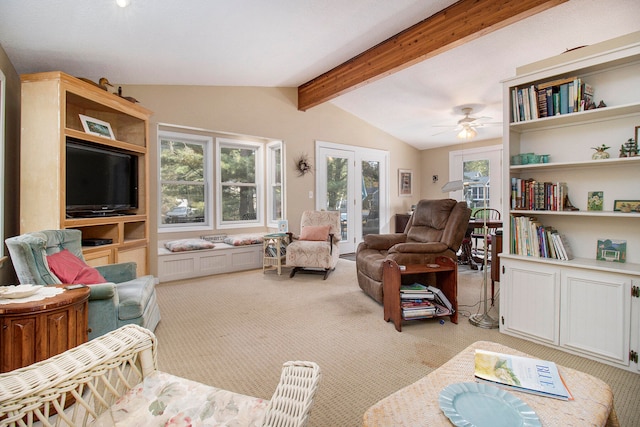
left=420, top=138, right=502, bottom=200
left=121, top=84, right=423, bottom=272
left=0, top=44, right=21, bottom=283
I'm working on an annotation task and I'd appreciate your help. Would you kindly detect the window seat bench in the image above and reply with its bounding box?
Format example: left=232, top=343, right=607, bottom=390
left=158, top=239, right=263, bottom=282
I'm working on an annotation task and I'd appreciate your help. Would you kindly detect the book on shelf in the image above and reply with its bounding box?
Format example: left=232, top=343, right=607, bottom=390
left=401, top=300, right=436, bottom=309
left=400, top=282, right=429, bottom=291
left=427, top=285, right=454, bottom=313
left=474, top=349, right=573, bottom=401
left=400, top=282, right=434, bottom=299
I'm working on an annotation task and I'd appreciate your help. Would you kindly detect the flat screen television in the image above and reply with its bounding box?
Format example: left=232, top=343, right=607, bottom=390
left=66, top=139, right=138, bottom=217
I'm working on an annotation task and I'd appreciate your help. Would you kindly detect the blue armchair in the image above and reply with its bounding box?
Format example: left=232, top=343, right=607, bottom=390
left=5, top=229, right=160, bottom=340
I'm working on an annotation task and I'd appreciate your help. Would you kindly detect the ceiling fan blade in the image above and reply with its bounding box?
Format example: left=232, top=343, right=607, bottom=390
left=431, top=127, right=459, bottom=136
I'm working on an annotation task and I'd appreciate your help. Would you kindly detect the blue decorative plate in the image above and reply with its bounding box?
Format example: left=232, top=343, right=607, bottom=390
left=439, top=382, right=541, bottom=427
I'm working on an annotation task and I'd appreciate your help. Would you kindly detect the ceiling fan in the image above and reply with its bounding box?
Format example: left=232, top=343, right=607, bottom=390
left=433, top=105, right=501, bottom=139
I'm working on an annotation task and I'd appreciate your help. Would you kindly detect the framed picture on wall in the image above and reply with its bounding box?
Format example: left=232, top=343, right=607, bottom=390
left=399, top=169, right=412, bottom=197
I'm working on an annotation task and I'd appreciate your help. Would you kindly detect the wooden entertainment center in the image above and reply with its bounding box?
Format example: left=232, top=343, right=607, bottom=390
left=19, top=72, right=152, bottom=275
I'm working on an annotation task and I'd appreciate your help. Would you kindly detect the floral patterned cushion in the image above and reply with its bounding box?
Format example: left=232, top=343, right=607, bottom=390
left=91, top=371, right=269, bottom=427
left=223, top=234, right=264, bottom=246
left=164, top=239, right=215, bottom=252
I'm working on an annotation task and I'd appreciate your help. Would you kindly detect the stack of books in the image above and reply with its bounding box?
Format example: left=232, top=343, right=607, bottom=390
left=400, top=283, right=436, bottom=319
left=511, top=76, right=595, bottom=123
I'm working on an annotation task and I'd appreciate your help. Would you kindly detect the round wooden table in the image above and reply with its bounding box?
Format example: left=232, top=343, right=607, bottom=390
left=0, top=285, right=90, bottom=373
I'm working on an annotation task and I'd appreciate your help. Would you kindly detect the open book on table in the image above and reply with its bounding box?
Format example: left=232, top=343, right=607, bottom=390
left=474, top=349, right=573, bottom=400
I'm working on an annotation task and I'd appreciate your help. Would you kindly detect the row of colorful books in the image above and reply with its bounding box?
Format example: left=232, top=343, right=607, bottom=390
left=511, top=178, right=568, bottom=211
left=510, top=215, right=574, bottom=260
left=400, top=283, right=453, bottom=320
left=511, top=76, right=595, bottom=123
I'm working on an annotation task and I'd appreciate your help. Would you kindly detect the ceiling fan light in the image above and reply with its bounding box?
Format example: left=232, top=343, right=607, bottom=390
left=457, top=126, right=477, bottom=140
left=116, top=0, right=131, bottom=7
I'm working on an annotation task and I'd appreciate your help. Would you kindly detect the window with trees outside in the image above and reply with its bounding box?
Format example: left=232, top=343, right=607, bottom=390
left=217, top=138, right=263, bottom=228
left=267, top=141, right=284, bottom=228
left=158, top=131, right=212, bottom=230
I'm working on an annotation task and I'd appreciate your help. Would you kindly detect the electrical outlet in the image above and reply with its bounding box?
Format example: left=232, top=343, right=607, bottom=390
left=309, top=191, right=313, bottom=198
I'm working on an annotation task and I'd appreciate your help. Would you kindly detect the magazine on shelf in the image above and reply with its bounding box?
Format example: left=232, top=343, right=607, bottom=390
left=474, top=349, right=573, bottom=400
left=426, top=285, right=453, bottom=312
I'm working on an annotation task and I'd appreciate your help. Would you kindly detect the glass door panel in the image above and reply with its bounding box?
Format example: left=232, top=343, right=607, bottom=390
left=362, top=160, right=380, bottom=236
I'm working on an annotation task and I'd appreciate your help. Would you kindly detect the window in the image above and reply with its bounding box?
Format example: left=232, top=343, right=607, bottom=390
left=448, top=145, right=502, bottom=213
left=217, top=138, right=263, bottom=228
left=267, top=141, right=284, bottom=227
left=158, top=131, right=212, bottom=230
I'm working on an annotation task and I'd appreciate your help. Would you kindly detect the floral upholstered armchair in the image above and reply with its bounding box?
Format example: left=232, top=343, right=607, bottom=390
left=286, top=210, right=341, bottom=279
left=356, top=199, right=471, bottom=303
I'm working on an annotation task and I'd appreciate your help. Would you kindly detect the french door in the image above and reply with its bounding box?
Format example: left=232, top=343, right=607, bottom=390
left=316, top=141, right=388, bottom=254
left=447, top=144, right=503, bottom=212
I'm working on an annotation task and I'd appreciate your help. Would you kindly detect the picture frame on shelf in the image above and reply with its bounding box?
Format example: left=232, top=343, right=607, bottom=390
left=613, top=199, right=640, bottom=212
left=587, top=191, right=603, bottom=211
left=399, top=169, right=412, bottom=197
left=79, top=114, right=115, bottom=139
left=596, top=238, right=626, bottom=263
left=278, top=219, right=288, bottom=233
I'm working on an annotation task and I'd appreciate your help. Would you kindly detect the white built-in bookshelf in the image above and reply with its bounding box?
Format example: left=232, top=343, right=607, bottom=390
left=499, top=32, right=640, bottom=372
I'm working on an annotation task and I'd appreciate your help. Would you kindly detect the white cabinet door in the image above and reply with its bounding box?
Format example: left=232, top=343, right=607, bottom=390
left=561, top=269, right=630, bottom=367
left=501, top=259, right=560, bottom=345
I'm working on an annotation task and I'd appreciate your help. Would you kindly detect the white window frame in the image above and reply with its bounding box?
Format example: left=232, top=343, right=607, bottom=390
left=158, top=130, right=213, bottom=233
left=266, top=140, right=285, bottom=228
left=216, top=138, right=264, bottom=229
left=0, top=70, right=5, bottom=257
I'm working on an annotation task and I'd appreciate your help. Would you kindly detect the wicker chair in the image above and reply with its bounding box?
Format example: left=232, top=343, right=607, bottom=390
left=0, top=324, right=321, bottom=427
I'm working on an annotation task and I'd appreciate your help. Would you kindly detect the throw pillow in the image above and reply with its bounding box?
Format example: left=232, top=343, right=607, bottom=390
left=299, top=225, right=330, bottom=241
left=47, top=249, right=107, bottom=285
left=164, top=239, right=215, bottom=252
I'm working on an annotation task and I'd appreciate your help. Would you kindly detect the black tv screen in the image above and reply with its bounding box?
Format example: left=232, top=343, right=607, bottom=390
left=66, top=139, right=138, bottom=216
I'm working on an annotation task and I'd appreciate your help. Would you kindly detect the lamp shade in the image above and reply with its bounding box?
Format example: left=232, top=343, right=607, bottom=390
left=441, top=180, right=465, bottom=192
left=457, top=126, right=477, bottom=140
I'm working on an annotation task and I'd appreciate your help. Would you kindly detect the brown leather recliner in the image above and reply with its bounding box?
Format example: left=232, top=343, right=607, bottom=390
left=356, top=199, right=471, bottom=303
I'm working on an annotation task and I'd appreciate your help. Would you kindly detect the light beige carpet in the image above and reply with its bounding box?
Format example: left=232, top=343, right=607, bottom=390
left=153, top=259, right=640, bottom=427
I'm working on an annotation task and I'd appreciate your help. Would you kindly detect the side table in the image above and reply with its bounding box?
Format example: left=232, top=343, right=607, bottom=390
left=383, top=257, right=458, bottom=332
left=263, top=233, right=291, bottom=275
left=0, top=285, right=90, bottom=373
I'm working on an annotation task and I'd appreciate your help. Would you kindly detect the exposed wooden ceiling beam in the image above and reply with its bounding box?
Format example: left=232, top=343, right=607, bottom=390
left=297, top=0, right=567, bottom=111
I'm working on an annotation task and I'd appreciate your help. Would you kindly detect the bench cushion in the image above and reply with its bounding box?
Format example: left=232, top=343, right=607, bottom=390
left=92, top=371, right=269, bottom=427
left=224, top=234, right=264, bottom=246
left=164, top=238, right=215, bottom=252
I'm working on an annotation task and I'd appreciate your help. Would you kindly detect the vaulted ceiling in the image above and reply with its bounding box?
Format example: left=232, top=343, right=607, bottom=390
left=1, top=0, right=639, bottom=150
